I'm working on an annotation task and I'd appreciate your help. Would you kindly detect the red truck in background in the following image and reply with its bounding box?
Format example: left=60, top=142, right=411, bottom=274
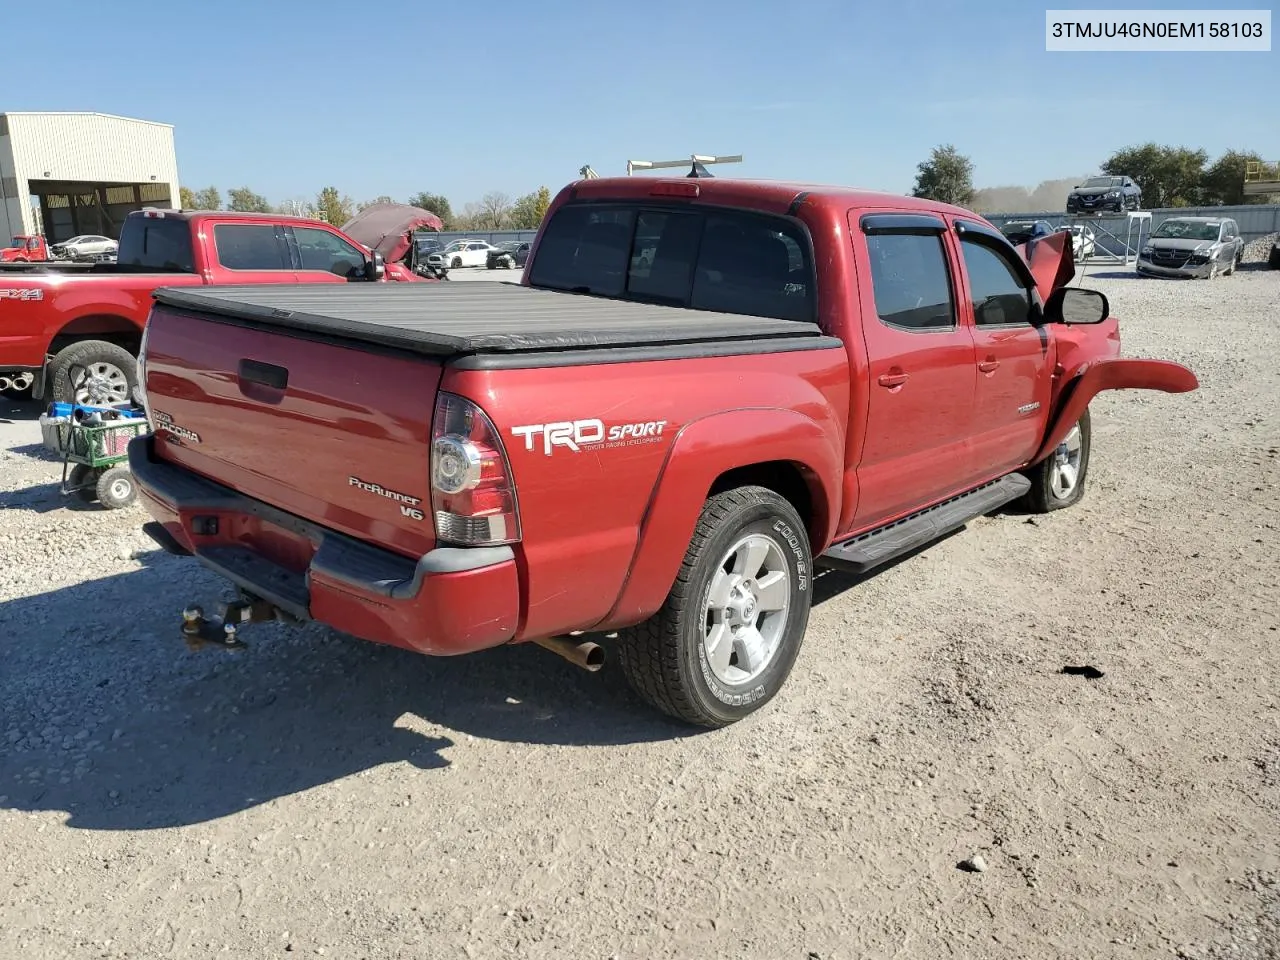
left=0, top=235, right=50, bottom=263
left=0, top=205, right=440, bottom=402
left=129, top=175, right=1198, bottom=728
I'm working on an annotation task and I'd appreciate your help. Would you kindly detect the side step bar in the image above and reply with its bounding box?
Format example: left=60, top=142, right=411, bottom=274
left=819, top=473, right=1031, bottom=576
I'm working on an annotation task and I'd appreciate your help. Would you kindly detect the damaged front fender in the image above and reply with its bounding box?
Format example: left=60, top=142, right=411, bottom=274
left=1032, top=358, right=1199, bottom=465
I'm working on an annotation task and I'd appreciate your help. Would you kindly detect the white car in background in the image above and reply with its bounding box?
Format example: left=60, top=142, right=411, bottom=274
left=440, top=239, right=499, bottom=268
left=1056, top=224, right=1096, bottom=261
left=50, top=234, right=119, bottom=260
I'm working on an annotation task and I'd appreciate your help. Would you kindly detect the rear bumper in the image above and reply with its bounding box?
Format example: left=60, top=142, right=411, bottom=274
left=128, top=436, right=520, bottom=656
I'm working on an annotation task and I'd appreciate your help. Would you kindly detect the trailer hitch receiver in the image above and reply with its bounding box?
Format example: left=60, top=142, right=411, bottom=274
left=180, top=594, right=289, bottom=652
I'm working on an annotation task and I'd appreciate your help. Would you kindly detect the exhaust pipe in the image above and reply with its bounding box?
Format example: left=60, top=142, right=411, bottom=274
left=533, top=635, right=605, bottom=672
left=10, top=372, right=33, bottom=392
left=0, top=377, right=12, bottom=392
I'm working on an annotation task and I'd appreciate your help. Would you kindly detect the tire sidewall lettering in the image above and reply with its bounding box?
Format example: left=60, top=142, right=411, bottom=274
left=692, top=510, right=810, bottom=709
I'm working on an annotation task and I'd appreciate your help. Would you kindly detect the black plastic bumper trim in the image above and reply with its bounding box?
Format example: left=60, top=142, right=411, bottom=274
left=197, top=546, right=311, bottom=620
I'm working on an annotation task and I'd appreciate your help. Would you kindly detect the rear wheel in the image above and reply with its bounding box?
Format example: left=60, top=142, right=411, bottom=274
left=48, top=340, right=137, bottom=406
left=1022, top=408, right=1091, bottom=513
left=616, top=486, right=812, bottom=727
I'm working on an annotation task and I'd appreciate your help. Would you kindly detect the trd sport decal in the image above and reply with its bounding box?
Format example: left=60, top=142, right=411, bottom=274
left=511, top=419, right=669, bottom=456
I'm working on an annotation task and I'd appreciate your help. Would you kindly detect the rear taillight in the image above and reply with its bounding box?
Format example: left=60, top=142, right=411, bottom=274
left=430, top=392, right=520, bottom=546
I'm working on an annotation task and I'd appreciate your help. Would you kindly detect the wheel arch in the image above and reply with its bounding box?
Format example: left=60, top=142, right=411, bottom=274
left=597, top=407, right=841, bottom=631
left=47, top=314, right=143, bottom=358
left=1031, top=357, right=1198, bottom=465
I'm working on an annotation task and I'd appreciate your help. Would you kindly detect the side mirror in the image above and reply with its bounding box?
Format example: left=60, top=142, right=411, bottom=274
left=1046, top=286, right=1109, bottom=325
left=367, top=251, right=386, bottom=281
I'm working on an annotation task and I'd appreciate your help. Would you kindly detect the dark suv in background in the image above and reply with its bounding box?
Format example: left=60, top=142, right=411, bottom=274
left=1066, top=176, right=1142, bottom=215
left=487, top=240, right=531, bottom=269
left=999, top=219, right=1054, bottom=246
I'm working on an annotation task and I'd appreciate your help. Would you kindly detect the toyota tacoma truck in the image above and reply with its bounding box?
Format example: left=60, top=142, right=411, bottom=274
left=0, top=205, right=441, bottom=404
left=128, top=175, right=1198, bottom=727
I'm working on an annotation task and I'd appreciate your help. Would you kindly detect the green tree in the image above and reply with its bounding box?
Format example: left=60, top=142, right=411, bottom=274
left=315, top=186, right=355, bottom=226
left=227, top=187, right=272, bottom=213
left=1201, top=149, right=1266, bottom=206
left=509, top=186, right=552, bottom=229
left=180, top=185, right=221, bottom=210
left=911, top=145, right=975, bottom=207
left=1101, top=144, right=1207, bottom=208
left=408, top=192, right=454, bottom=230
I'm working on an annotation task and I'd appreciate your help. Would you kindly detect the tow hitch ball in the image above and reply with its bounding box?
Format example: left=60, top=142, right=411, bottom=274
left=181, top=595, right=284, bottom=652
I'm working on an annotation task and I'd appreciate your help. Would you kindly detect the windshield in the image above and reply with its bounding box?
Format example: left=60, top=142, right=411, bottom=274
left=528, top=202, right=814, bottom=323
left=1152, top=221, right=1221, bottom=241
left=1082, top=177, right=1122, bottom=188
left=442, top=240, right=468, bottom=252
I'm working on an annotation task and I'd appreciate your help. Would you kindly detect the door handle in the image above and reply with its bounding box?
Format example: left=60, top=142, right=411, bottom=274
left=978, top=359, right=1000, bottom=374
left=238, top=359, right=289, bottom=390
left=877, top=372, right=909, bottom=388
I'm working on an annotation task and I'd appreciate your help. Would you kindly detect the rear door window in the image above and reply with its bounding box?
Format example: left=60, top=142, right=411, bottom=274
left=864, top=233, right=955, bottom=331
left=528, top=203, right=814, bottom=322
left=214, top=223, right=290, bottom=271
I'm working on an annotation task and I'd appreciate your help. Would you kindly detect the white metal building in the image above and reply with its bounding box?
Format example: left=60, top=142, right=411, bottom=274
left=0, top=111, right=180, bottom=243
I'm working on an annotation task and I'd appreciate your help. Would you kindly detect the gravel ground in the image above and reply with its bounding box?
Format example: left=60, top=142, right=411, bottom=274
left=1, top=266, right=1277, bottom=959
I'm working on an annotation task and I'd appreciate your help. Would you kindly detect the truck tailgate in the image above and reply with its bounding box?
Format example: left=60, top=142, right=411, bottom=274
left=142, top=303, right=440, bottom=559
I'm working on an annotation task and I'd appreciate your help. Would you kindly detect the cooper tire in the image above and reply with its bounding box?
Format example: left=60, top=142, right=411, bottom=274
left=48, top=340, right=137, bottom=406
left=616, top=485, right=813, bottom=728
left=95, top=466, right=136, bottom=510
left=1021, top=408, right=1091, bottom=513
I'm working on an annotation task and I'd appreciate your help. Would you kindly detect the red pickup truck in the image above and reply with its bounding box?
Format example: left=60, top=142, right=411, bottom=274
left=128, top=176, right=1198, bottom=727
left=0, top=206, right=436, bottom=403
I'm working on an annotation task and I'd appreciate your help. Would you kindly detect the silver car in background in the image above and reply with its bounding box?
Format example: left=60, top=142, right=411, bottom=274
left=1137, top=217, right=1244, bottom=279
left=49, top=234, right=119, bottom=261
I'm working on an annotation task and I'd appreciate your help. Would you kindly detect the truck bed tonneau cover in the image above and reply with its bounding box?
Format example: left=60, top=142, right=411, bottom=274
left=151, top=282, right=825, bottom=356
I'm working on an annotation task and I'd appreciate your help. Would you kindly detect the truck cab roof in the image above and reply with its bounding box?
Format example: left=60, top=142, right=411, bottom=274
left=564, top=176, right=982, bottom=219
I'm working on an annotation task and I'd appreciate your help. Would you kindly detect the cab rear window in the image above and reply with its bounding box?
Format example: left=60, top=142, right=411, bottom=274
left=116, top=216, right=195, bottom=272
left=528, top=202, right=814, bottom=323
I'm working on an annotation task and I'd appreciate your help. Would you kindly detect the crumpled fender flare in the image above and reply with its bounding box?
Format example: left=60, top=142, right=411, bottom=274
left=599, top=407, right=842, bottom=629
left=1032, top=357, right=1199, bottom=464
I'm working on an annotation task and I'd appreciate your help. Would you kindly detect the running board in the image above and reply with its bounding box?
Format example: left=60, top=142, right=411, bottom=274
left=818, top=473, right=1032, bottom=576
